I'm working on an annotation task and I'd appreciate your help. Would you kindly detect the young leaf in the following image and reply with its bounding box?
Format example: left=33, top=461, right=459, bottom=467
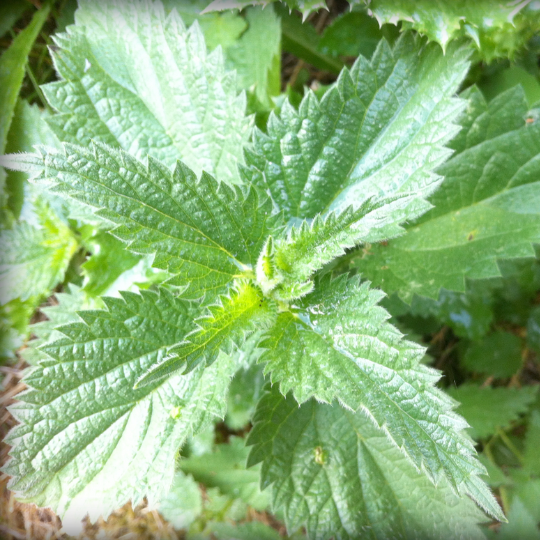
left=243, top=33, right=469, bottom=220
left=136, top=281, right=276, bottom=387
left=248, top=387, right=489, bottom=540
left=257, top=275, right=503, bottom=519
left=44, top=0, right=251, bottom=185
left=0, top=200, right=78, bottom=304
left=3, top=142, right=281, bottom=297
left=358, top=87, right=540, bottom=301
left=4, top=288, right=238, bottom=527
left=447, top=385, right=538, bottom=440
left=257, top=195, right=422, bottom=301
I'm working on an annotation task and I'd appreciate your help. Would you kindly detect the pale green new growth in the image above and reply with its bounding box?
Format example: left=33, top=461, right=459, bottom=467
left=4, top=142, right=281, bottom=297
left=256, top=195, right=418, bottom=301
left=136, top=281, right=277, bottom=387
left=358, top=87, right=540, bottom=300
left=248, top=387, right=488, bottom=540
left=257, top=275, right=504, bottom=521
left=4, top=289, right=238, bottom=529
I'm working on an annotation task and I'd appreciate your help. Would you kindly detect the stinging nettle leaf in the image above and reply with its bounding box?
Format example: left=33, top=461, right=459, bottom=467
left=3, top=142, right=282, bottom=297
left=358, top=86, right=540, bottom=301
left=256, top=194, right=423, bottom=301
left=247, top=387, right=489, bottom=540
left=257, top=274, right=504, bottom=521
left=243, top=32, right=469, bottom=221
left=3, top=287, right=238, bottom=528
left=136, top=281, right=277, bottom=387
left=44, top=0, right=251, bottom=186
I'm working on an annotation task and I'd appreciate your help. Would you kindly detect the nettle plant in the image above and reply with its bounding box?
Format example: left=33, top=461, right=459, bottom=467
left=3, top=0, right=540, bottom=538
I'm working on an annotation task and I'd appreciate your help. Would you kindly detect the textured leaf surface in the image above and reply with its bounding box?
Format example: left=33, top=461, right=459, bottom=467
left=248, top=387, right=488, bottom=540
left=136, top=281, right=276, bottom=386
left=358, top=87, right=540, bottom=301
left=44, top=0, right=251, bottom=185
left=4, top=288, right=237, bottom=526
left=258, top=275, right=502, bottom=519
left=207, top=0, right=540, bottom=60
left=0, top=200, right=77, bottom=304
left=244, top=33, right=468, bottom=221
left=206, top=0, right=326, bottom=20
left=447, top=385, right=538, bottom=440
left=21, top=284, right=102, bottom=366
left=8, top=142, right=280, bottom=297
left=180, top=436, right=270, bottom=510
left=365, top=0, right=540, bottom=61
left=257, top=196, right=425, bottom=301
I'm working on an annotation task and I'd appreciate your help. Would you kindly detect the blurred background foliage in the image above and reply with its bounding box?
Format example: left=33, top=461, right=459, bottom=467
left=0, top=0, right=539, bottom=539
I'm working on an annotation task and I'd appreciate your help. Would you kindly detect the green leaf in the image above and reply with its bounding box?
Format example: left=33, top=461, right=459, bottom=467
left=0, top=199, right=78, bottom=304
left=0, top=1, right=30, bottom=39
left=248, top=387, right=489, bottom=540
left=496, top=497, right=540, bottom=540
left=279, top=8, right=343, bottom=74
left=524, top=410, right=540, bottom=477
left=318, top=10, right=397, bottom=60
left=136, top=281, right=276, bottom=387
left=5, top=100, right=61, bottom=219
left=480, top=65, right=540, bottom=108
left=4, top=288, right=238, bottom=526
left=462, top=331, right=523, bottom=379
left=43, top=0, right=251, bottom=186
left=21, top=284, right=102, bottom=366
left=358, top=86, right=540, bottom=301
left=81, top=231, right=141, bottom=297
left=4, top=142, right=281, bottom=297
left=226, top=6, right=281, bottom=108
left=257, top=195, right=422, bottom=301
left=446, top=384, right=538, bottom=440
left=206, top=0, right=326, bottom=21
left=258, top=274, right=503, bottom=519
left=226, top=361, right=266, bottom=430
left=0, top=3, right=50, bottom=154
left=158, top=470, right=203, bottom=529
left=527, top=306, right=540, bottom=353
left=180, top=436, right=270, bottom=510
left=244, top=33, right=469, bottom=220
left=364, top=0, right=540, bottom=62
